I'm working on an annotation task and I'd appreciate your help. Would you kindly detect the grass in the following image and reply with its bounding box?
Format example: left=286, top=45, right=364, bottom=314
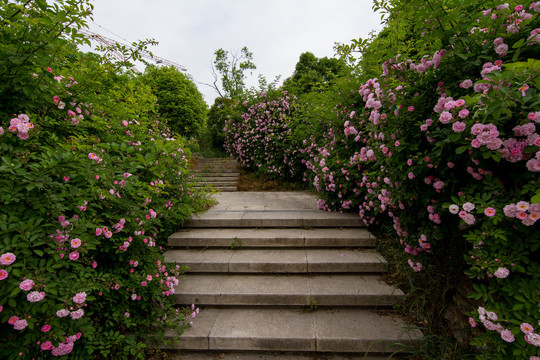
left=237, top=167, right=309, bottom=191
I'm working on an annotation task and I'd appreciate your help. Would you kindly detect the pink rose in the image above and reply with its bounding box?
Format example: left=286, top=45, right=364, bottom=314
left=0, top=252, right=16, bottom=265
left=19, top=279, right=34, bottom=291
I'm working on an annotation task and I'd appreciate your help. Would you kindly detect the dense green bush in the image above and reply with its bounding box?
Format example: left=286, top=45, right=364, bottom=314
left=140, top=65, right=207, bottom=138
left=0, top=1, right=211, bottom=359
left=206, top=97, right=239, bottom=149
left=225, top=1, right=540, bottom=358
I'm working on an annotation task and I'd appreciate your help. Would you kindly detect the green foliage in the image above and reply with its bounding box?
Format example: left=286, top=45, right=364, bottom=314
left=213, top=46, right=256, bottom=99
left=0, top=1, right=211, bottom=359
left=206, top=97, right=239, bottom=148
left=140, top=65, right=207, bottom=138
left=283, top=52, right=346, bottom=94
left=225, top=1, right=540, bottom=358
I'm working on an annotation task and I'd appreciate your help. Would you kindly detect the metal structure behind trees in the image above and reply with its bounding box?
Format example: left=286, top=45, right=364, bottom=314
left=78, top=28, right=187, bottom=72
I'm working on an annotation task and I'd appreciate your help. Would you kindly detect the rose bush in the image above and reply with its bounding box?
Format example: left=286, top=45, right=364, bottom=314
left=225, top=1, right=539, bottom=358
left=0, top=1, right=210, bottom=359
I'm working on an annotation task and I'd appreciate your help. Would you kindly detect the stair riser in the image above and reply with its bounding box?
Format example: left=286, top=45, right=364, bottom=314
left=175, top=294, right=401, bottom=307
left=187, top=219, right=365, bottom=228
left=181, top=263, right=388, bottom=273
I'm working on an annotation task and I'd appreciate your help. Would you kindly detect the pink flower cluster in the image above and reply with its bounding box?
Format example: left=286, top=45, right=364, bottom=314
left=41, top=332, right=82, bottom=356
left=8, top=114, right=33, bottom=140
left=8, top=316, right=28, bottom=331
left=503, top=201, right=540, bottom=226
left=449, top=202, right=476, bottom=225
left=477, top=307, right=516, bottom=342
left=407, top=259, right=423, bottom=272
left=470, top=123, right=503, bottom=150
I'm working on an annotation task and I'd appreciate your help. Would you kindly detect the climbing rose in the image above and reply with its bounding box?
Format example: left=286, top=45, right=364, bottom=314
left=56, top=309, right=70, bottom=318
left=520, top=323, right=534, bottom=334
left=494, top=267, right=510, bottom=279
left=27, top=291, right=45, bottom=302
left=70, top=309, right=84, bottom=320
left=500, top=329, right=515, bottom=343
left=484, top=207, right=496, bottom=217
left=13, top=319, right=28, bottom=330
left=73, top=292, right=87, bottom=304
left=41, top=324, right=51, bottom=332
left=70, top=238, right=82, bottom=248
left=0, top=252, right=16, bottom=265
left=0, top=269, right=8, bottom=280
left=19, top=279, right=34, bottom=291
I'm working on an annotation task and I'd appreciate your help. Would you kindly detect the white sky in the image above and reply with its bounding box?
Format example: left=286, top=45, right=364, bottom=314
left=86, top=0, right=382, bottom=105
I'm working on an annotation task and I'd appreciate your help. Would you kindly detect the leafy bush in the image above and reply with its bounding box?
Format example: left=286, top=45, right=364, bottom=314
left=206, top=97, right=239, bottom=149
left=0, top=1, right=211, bottom=359
left=225, top=1, right=540, bottom=358
left=140, top=65, right=207, bottom=138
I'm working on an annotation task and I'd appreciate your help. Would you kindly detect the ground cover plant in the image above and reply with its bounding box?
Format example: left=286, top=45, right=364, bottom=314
left=224, top=1, right=540, bottom=358
left=0, top=1, right=211, bottom=358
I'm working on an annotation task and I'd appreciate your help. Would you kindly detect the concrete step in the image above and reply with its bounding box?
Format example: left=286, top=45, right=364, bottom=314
left=174, top=274, right=403, bottom=306
left=168, top=228, right=375, bottom=248
left=197, top=182, right=238, bottom=187
left=187, top=210, right=365, bottom=228
left=198, top=178, right=239, bottom=183
left=165, top=308, right=422, bottom=353
left=194, top=168, right=239, bottom=173
left=165, top=351, right=391, bottom=360
left=194, top=186, right=238, bottom=192
left=164, top=249, right=387, bottom=273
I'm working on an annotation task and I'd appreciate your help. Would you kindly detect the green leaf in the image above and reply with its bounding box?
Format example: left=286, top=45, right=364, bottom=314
left=34, top=249, right=44, bottom=257
left=455, top=146, right=468, bottom=154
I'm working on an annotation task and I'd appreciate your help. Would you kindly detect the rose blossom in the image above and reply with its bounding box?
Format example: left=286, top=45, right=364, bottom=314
left=0, top=252, right=16, bottom=265
left=27, top=291, right=45, bottom=302
left=70, top=309, right=84, bottom=320
left=70, top=238, right=82, bottom=248
left=56, top=309, right=70, bottom=318
left=73, top=292, right=87, bottom=304
left=449, top=204, right=459, bottom=214
left=484, top=207, right=496, bottom=217
left=19, top=279, right=34, bottom=291
left=494, top=267, right=510, bottom=279
left=13, top=319, right=28, bottom=330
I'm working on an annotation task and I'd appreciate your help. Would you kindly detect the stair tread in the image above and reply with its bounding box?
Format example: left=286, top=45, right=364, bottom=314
left=187, top=210, right=365, bottom=228
left=165, top=308, right=422, bottom=353
left=164, top=248, right=387, bottom=273
left=168, top=228, right=375, bottom=248
left=174, top=274, right=403, bottom=306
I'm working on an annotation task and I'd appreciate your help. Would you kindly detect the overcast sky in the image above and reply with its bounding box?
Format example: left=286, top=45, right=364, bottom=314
left=86, top=0, right=382, bottom=105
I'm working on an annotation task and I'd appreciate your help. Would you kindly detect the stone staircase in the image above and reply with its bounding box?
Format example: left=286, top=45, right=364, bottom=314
left=164, top=192, right=422, bottom=359
left=193, top=157, right=239, bottom=192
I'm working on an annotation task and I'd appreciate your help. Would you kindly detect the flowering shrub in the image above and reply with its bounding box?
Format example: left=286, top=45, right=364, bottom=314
left=224, top=91, right=302, bottom=178
left=225, top=1, right=540, bottom=358
left=0, top=1, right=211, bottom=359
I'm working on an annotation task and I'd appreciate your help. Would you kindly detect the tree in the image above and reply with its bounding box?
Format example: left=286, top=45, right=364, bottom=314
left=206, top=97, right=239, bottom=148
left=210, top=46, right=256, bottom=99
left=283, top=52, right=345, bottom=95
left=140, top=65, right=207, bottom=138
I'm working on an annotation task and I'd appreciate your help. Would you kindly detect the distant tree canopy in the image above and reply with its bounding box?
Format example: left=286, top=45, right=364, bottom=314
left=213, top=46, right=256, bottom=100
left=140, top=65, right=207, bottom=138
left=283, top=52, right=345, bottom=95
